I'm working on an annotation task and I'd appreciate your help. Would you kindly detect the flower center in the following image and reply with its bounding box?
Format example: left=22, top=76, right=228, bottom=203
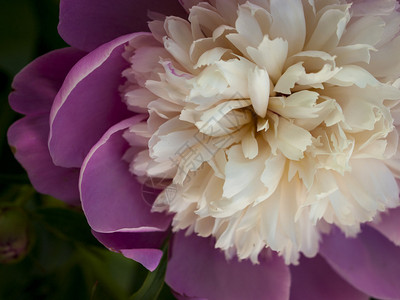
left=121, top=0, right=400, bottom=264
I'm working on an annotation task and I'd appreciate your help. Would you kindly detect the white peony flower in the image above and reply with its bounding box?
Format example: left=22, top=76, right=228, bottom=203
left=121, top=0, right=400, bottom=264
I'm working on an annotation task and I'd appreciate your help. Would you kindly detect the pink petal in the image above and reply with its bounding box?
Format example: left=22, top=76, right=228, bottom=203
left=92, top=230, right=167, bottom=271
left=369, top=207, right=400, bottom=247
left=290, top=255, right=368, bottom=300
left=7, top=114, right=80, bottom=204
left=80, top=116, right=171, bottom=234
left=49, top=34, right=139, bottom=168
left=121, top=248, right=163, bottom=272
left=9, top=48, right=85, bottom=115
left=58, top=0, right=186, bottom=51
left=165, top=232, right=290, bottom=300
left=320, top=226, right=400, bottom=299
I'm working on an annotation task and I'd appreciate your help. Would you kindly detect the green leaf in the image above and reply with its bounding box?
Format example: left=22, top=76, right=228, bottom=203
left=34, top=207, right=100, bottom=247
left=130, top=245, right=169, bottom=300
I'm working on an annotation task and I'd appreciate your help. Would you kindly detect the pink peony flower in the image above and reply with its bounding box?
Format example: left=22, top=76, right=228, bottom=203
left=8, top=0, right=400, bottom=298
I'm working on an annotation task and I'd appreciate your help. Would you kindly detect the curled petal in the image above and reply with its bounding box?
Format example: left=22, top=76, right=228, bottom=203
left=80, top=116, right=172, bottom=233
left=9, top=48, right=85, bottom=115
left=92, top=231, right=167, bottom=271
left=49, top=34, right=138, bottom=168
left=8, top=114, right=80, bottom=204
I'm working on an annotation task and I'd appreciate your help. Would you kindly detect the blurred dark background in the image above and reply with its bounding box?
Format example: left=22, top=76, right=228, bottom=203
left=0, top=0, right=174, bottom=299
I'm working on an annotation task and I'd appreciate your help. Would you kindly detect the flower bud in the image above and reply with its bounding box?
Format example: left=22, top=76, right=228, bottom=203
left=0, top=207, right=31, bottom=264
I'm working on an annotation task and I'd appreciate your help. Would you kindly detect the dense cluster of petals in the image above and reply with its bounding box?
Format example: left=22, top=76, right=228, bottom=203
left=122, top=0, right=400, bottom=264
left=7, top=0, right=400, bottom=299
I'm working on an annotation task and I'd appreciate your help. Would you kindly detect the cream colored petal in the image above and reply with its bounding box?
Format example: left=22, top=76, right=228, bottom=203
left=274, top=62, right=304, bottom=94
left=207, top=148, right=227, bottom=179
left=123, top=86, right=158, bottom=113
left=195, top=99, right=251, bottom=133
left=163, top=37, right=195, bottom=73
left=215, top=58, right=254, bottom=97
left=247, top=35, right=288, bottom=83
left=377, top=9, right=400, bottom=47
left=341, top=159, right=399, bottom=212
left=259, top=153, right=286, bottom=201
left=288, top=154, right=316, bottom=190
left=339, top=16, right=385, bottom=47
left=366, top=35, right=400, bottom=80
left=332, top=44, right=376, bottom=65
left=189, top=64, right=229, bottom=99
left=188, top=3, right=225, bottom=36
left=190, top=26, right=235, bottom=63
left=148, top=98, right=182, bottom=119
left=327, top=65, right=380, bottom=88
left=305, top=5, right=351, bottom=52
left=269, top=0, right=306, bottom=55
left=265, top=116, right=313, bottom=160
left=235, top=3, right=264, bottom=47
left=248, top=66, right=270, bottom=118
left=274, top=61, right=340, bottom=94
left=241, top=125, right=258, bottom=159
left=164, top=16, right=193, bottom=52
left=194, top=47, right=232, bottom=68
left=223, top=144, right=266, bottom=199
left=269, top=90, right=320, bottom=119
left=324, top=85, right=400, bottom=132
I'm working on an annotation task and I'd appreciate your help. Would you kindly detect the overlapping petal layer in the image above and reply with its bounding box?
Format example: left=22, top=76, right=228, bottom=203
left=8, top=0, right=400, bottom=299
left=121, top=0, right=400, bottom=264
left=49, top=34, right=135, bottom=168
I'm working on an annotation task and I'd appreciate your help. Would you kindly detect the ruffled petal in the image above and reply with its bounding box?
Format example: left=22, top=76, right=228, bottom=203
left=92, top=231, right=167, bottom=271
left=49, top=34, right=138, bottom=168
left=58, top=0, right=186, bottom=51
left=80, top=116, right=171, bottom=233
left=7, top=114, right=80, bottom=204
left=320, top=226, right=400, bottom=299
left=290, top=255, right=368, bottom=300
left=165, top=232, right=290, bottom=300
left=9, top=48, right=85, bottom=115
